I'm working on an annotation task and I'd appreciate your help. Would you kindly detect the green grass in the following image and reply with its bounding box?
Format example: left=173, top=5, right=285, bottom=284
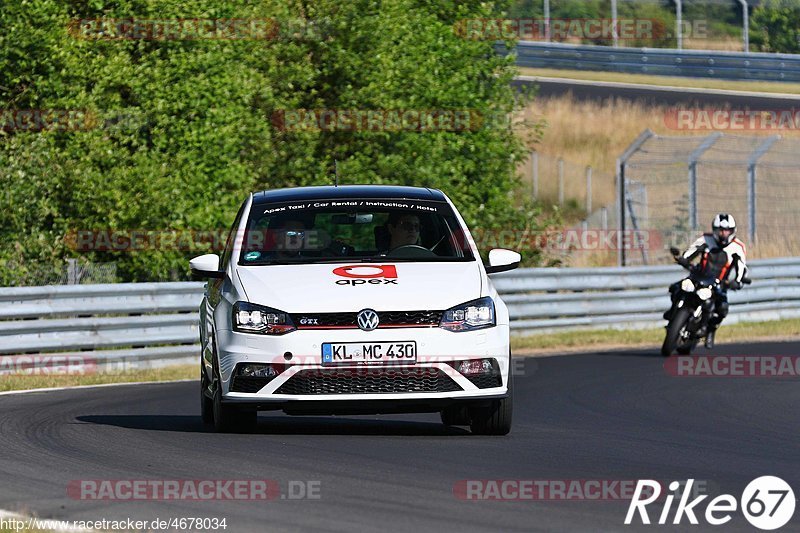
left=519, top=67, right=800, bottom=95
left=0, top=365, right=196, bottom=393
left=511, top=317, right=800, bottom=354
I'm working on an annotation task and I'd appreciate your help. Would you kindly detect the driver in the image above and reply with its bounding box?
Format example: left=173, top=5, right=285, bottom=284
left=387, top=213, right=421, bottom=250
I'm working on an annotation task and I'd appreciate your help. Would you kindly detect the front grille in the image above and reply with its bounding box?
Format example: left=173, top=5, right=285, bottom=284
left=466, top=374, right=503, bottom=389
left=275, top=367, right=461, bottom=395
left=230, top=376, right=274, bottom=393
left=291, top=310, right=442, bottom=329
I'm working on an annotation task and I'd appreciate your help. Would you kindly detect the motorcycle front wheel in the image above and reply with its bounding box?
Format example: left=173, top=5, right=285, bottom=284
left=661, top=307, right=692, bottom=357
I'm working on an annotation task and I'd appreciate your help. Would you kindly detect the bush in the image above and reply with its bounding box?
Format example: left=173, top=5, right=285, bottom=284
left=752, top=0, right=800, bottom=54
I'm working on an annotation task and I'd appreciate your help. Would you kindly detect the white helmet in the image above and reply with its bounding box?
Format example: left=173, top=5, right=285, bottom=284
left=712, top=213, right=736, bottom=245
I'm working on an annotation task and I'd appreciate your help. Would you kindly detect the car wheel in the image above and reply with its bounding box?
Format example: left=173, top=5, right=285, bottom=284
left=210, top=355, right=257, bottom=433
left=469, top=374, right=513, bottom=436
left=440, top=405, right=470, bottom=426
left=200, top=362, right=214, bottom=425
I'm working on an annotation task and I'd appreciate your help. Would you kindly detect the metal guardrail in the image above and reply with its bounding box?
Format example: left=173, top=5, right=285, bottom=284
left=1, top=257, right=798, bottom=367
left=0, top=282, right=206, bottom=369
left=504, top=41, right=800, bottom=82
left=494, top=257, right=800, bottom=334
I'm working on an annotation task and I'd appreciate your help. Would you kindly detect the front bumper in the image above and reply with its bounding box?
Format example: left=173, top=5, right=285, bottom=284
left=215, top=325, right=511, bottom=403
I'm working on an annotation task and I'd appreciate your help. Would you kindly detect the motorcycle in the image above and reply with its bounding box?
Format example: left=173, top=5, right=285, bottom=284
left=661, top=247, right=750, bottom=357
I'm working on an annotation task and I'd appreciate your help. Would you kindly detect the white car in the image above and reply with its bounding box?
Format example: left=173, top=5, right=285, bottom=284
left=190, top=185, right=520, bottom=434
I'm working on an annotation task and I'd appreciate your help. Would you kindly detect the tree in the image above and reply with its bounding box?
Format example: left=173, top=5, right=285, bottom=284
left=0, top=0, right=550, bottom=284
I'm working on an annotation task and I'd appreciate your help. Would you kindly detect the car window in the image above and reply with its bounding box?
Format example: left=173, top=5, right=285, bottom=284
left=238, top=199, right=474, bottom=265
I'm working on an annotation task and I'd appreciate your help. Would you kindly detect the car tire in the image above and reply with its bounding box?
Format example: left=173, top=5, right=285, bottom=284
left=440, top=405, right=470, bottom=426
left=200, top=362, right=214, bottom=425
left=210, top=354, right=257, bottom=433
left=469, top=374, right=513, bottom=436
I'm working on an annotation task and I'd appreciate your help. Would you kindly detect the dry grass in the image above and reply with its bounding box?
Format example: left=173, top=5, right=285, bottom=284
left=683, top=36, right=744, bottom=52
left=0, top=364, right=195, bottom=392
left=513, top=92, right=800, bottom=264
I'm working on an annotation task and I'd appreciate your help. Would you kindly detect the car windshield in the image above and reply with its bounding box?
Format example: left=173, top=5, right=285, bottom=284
left=238, top=198, right=475, bottom=265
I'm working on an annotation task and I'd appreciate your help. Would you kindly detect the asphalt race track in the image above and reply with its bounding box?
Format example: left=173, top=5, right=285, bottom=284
left=1, top=341, right=798, bottom=532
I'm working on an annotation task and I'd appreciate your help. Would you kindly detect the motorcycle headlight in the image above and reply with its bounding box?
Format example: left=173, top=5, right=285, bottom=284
left=696, top=287, right=713, bottom=300
left=680, top=279, right=695, bottom=292
left=440, top=297, right=495, bottom=332
left=232, top=302, right=296, bottom=335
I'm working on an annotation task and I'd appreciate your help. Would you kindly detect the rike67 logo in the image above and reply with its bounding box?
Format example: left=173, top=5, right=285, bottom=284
left=333, top=265, right=398, bottom=286
left=625, top=477, right=795, bottom=530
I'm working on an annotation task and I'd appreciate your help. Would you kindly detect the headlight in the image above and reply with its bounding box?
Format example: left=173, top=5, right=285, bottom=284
left=440, top=297, right=495, bottom=332
left=696, top=287, right=713, bottom=300
left=680, top=279, right=695, bottom=292
left=232, top=302, right=296, bottom=335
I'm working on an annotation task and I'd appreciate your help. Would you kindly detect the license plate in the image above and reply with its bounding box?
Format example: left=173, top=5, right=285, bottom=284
left=321, top=341, right=417, bottom=366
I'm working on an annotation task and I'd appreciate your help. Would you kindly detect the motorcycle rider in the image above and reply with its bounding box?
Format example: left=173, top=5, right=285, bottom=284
left=665, top=213, right=747, bottom=349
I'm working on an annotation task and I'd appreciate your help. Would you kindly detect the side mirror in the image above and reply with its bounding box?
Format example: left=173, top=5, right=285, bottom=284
left=670, top=247, right=680, bottom=257
left=190, top=254, right=225, bottom=279
left=485, top=248, right=521, bottom=274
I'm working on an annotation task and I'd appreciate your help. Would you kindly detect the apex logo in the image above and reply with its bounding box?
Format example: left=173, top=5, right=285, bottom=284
left=332, top=265, right=397, bottom=278
left=333, top=265, right=398, bottom=286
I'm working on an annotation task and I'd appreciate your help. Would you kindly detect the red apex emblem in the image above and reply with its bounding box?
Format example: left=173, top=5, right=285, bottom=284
left=332, top=265, right=398, bottom=279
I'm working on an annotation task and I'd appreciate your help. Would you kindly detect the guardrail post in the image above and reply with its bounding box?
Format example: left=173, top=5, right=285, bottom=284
left=600, top=207, right=608, bottom=230
left=585, top=166, right=592, bottom=215
left=558, top=158, right=564, bottom=206
left=675, top=0, right=683, bottom=50
left=747, top=135, right=781, bottom=243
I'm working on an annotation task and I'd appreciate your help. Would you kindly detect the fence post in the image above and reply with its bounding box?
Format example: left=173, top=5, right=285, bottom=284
left=747, top=135, right=781, bottom=243
left=558, top=158, right=564, bottom=206
left=67, top=259, right=79, bottom=285
left=531, top=151, right=539, bottom=200
left=611, top=0, right=618, bottom=48
left=688, top=132, right=723, bottom=231
left=585, top=166, right=592, bottom=215
left=738, top=0, right=749, bottom=52
left=543, top=0, right=550, bottom=42
left=616, top=129, right=655, bottom=266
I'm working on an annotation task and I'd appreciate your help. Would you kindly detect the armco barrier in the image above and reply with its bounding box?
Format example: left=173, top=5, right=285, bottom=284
left=0, top=257, right=798, bottom=366
left=502, top=41, right=800, bottom=83
left=494, top=257, right=800, bottom=333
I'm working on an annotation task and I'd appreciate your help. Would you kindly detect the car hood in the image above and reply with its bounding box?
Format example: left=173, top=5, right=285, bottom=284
left=236, top=261, right=482, bottom=312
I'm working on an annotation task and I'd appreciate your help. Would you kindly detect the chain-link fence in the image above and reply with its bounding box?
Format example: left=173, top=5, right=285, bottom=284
left=619, top=130, right=800, bottom=266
